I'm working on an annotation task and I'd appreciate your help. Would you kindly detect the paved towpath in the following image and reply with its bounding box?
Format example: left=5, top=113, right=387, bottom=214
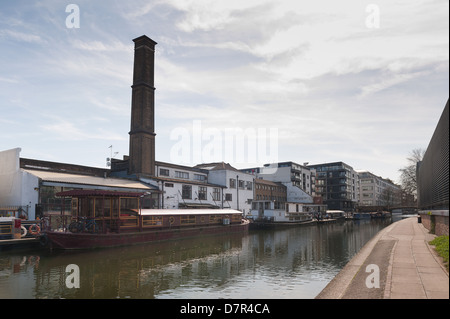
left=316, top=217, right=449, bottom=299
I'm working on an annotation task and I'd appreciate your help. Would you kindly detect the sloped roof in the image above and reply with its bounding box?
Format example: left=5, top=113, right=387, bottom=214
left=195, top=162, right=241, bottom=172
left=23, top=169, right=153, bottom=191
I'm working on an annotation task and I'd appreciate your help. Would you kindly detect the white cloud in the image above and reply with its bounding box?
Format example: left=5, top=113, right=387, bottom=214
left=0, top=29, right=44, bottom=43
left=41, top=116, right=126, bottom=142
left=70, top=39, right=131, bottom=52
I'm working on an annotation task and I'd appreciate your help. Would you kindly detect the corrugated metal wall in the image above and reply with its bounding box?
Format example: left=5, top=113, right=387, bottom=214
left=417, top=100, right=449, bottom=210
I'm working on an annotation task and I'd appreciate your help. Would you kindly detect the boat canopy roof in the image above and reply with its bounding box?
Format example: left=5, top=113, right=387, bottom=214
left=140, top=209, right=242, bottom=216
left=56, top=189, right=145, bottom=197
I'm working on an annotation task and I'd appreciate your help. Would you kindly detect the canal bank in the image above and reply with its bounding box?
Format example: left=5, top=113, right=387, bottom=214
left=315, top=217, right=449, bottom=299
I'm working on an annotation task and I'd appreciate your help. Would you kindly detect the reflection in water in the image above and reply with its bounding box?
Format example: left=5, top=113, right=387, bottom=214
left=0, top=219, right=393, bottom=299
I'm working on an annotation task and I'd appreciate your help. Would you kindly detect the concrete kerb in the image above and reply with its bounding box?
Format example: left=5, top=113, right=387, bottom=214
left=315, top=221, right=398, bottom=299
left=418, top=223, right=449, bottom=276
left=383, top=239, right=398, bottom=299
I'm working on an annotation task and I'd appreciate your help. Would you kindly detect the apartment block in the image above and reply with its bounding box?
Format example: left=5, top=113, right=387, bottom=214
left=307, top=162, right=359, bottom=211
left=357, top=171, right=401, bottom=207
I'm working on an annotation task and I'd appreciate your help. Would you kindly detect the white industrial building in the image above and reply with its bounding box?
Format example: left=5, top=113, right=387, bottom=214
left=241, top=161, right=316, bottom=204
left=0, top=148, right=154, bottom=220
left=196, top=162, right=255, bottom=214
left=140, top=161, right=225, bottom=209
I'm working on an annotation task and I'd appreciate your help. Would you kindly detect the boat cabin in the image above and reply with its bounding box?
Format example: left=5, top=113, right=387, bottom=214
left=55, top=190, right=243, bottom=233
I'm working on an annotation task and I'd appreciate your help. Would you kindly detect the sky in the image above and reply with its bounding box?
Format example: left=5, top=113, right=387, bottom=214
left=0, top=0, right=448, bottom=184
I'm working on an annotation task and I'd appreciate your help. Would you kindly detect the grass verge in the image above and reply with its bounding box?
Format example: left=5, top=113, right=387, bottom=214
left=429, top=235, right=449, bottom=271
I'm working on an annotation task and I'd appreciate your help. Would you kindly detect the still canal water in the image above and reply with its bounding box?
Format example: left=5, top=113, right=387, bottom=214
left=0, top=218, right=397, bottom=299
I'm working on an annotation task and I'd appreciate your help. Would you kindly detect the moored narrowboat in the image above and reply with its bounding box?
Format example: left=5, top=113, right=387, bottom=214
left=42, top=190, right=249, bottom=250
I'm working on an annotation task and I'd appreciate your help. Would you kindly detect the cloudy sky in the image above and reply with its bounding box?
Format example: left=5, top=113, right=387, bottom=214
left=0, top=0, right=448, bottom=183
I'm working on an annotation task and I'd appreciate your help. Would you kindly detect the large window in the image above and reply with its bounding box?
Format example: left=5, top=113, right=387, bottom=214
left=213, top=188, right=221, bottom=201
left=159, top=168, right=170, bottom=176
left=175, top=171, right=189, bottom=179
left=182, top=185, right=192, bottom=199
left=198, top=186, right=207, bottom=200
left=194, top=174, right=207, bottom=182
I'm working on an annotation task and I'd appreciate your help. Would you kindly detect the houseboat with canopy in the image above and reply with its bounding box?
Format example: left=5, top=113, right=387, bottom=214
left=41, top=190, right=249, bottom=250
left=246, top=200, right=327, bottom=228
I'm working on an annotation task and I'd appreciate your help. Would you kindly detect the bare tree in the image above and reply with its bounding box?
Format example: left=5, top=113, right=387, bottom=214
left=398, top=148, right=425, bottom=197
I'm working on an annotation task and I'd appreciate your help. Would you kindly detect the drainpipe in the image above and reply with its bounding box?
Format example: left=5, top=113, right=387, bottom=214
left=236, top=175, right=239, bottom=211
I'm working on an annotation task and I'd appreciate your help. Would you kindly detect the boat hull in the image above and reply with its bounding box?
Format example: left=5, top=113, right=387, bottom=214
left=249, top=219, right=316, bottom=229
left=44, top=220, right=249, bottom=250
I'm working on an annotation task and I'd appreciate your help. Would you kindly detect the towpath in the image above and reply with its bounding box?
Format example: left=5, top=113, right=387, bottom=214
left=316, top=217, right=449, bottom=299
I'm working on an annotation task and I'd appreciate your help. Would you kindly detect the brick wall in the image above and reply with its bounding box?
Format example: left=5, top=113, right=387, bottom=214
left=419, top=211, right=449, bottom=236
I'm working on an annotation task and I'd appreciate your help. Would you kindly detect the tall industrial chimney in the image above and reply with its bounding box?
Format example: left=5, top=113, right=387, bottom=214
left=128, top=35, right=157, bottom=176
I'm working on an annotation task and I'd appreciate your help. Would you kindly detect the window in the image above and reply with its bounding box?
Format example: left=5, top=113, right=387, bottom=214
left=209, top=215, right=222, bottom=223
left=182, top=185, right=192, bottom=199
left=142, top=215, right=163, bottom=227
left=239, top=180, right=245, bottom=189
left=165, top=183, right=174, bottom=188
left=181, top=215, right=196, bottom=224
left=198, top=186, right=207, bottom=200
left=225, top=193, right=232, bottom=201
left=213, top=188, right=220, bottom=201
left=194, top=174, right=207, bottom=182
left=229, top=178, right=236, bottom=188
left=159, top=168, right=170, bottom=176
left=246, top=181, right=253, bottom=190
left=175, top=171, right=189, bottom=179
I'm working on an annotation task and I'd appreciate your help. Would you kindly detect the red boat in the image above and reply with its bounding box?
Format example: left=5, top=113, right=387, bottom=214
left=42, top=190, right=249, bottom=250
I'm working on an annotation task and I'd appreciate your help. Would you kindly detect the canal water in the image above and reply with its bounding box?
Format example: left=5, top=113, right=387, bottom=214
left=0, top=218, right=397, bottom=299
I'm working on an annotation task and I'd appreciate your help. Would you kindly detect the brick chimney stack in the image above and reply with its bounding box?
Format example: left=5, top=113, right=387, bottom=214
left=128, top=35, right=157, bottom=176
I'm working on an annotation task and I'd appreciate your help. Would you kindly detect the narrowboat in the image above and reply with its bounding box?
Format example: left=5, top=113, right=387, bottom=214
left=246, top=201, right=325, bottom=228
left=41, top=190, right=249, bottom=250
left=370, top=211, right=392, bottom=219
left=352, top=212, right=371, bottom=219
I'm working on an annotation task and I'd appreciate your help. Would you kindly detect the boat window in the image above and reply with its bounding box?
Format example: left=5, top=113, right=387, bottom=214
left=112, top=198, right=119, bottom=218
left=181, top=215, right=196, bottom=225
left=89, top=198, right=95, bottom=217
left=95, top=197, right=103, bottom=218
left=71, top=198, right=78, bottom=217
left=120, top=197, right=139, bottom=215
left=143, top=215, right=163, bottom=227
left=209, top=215, right=222, bottom=224
left=78, top=198, right=89, bottom=218
left=103, top=198, right=111, bottom=218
